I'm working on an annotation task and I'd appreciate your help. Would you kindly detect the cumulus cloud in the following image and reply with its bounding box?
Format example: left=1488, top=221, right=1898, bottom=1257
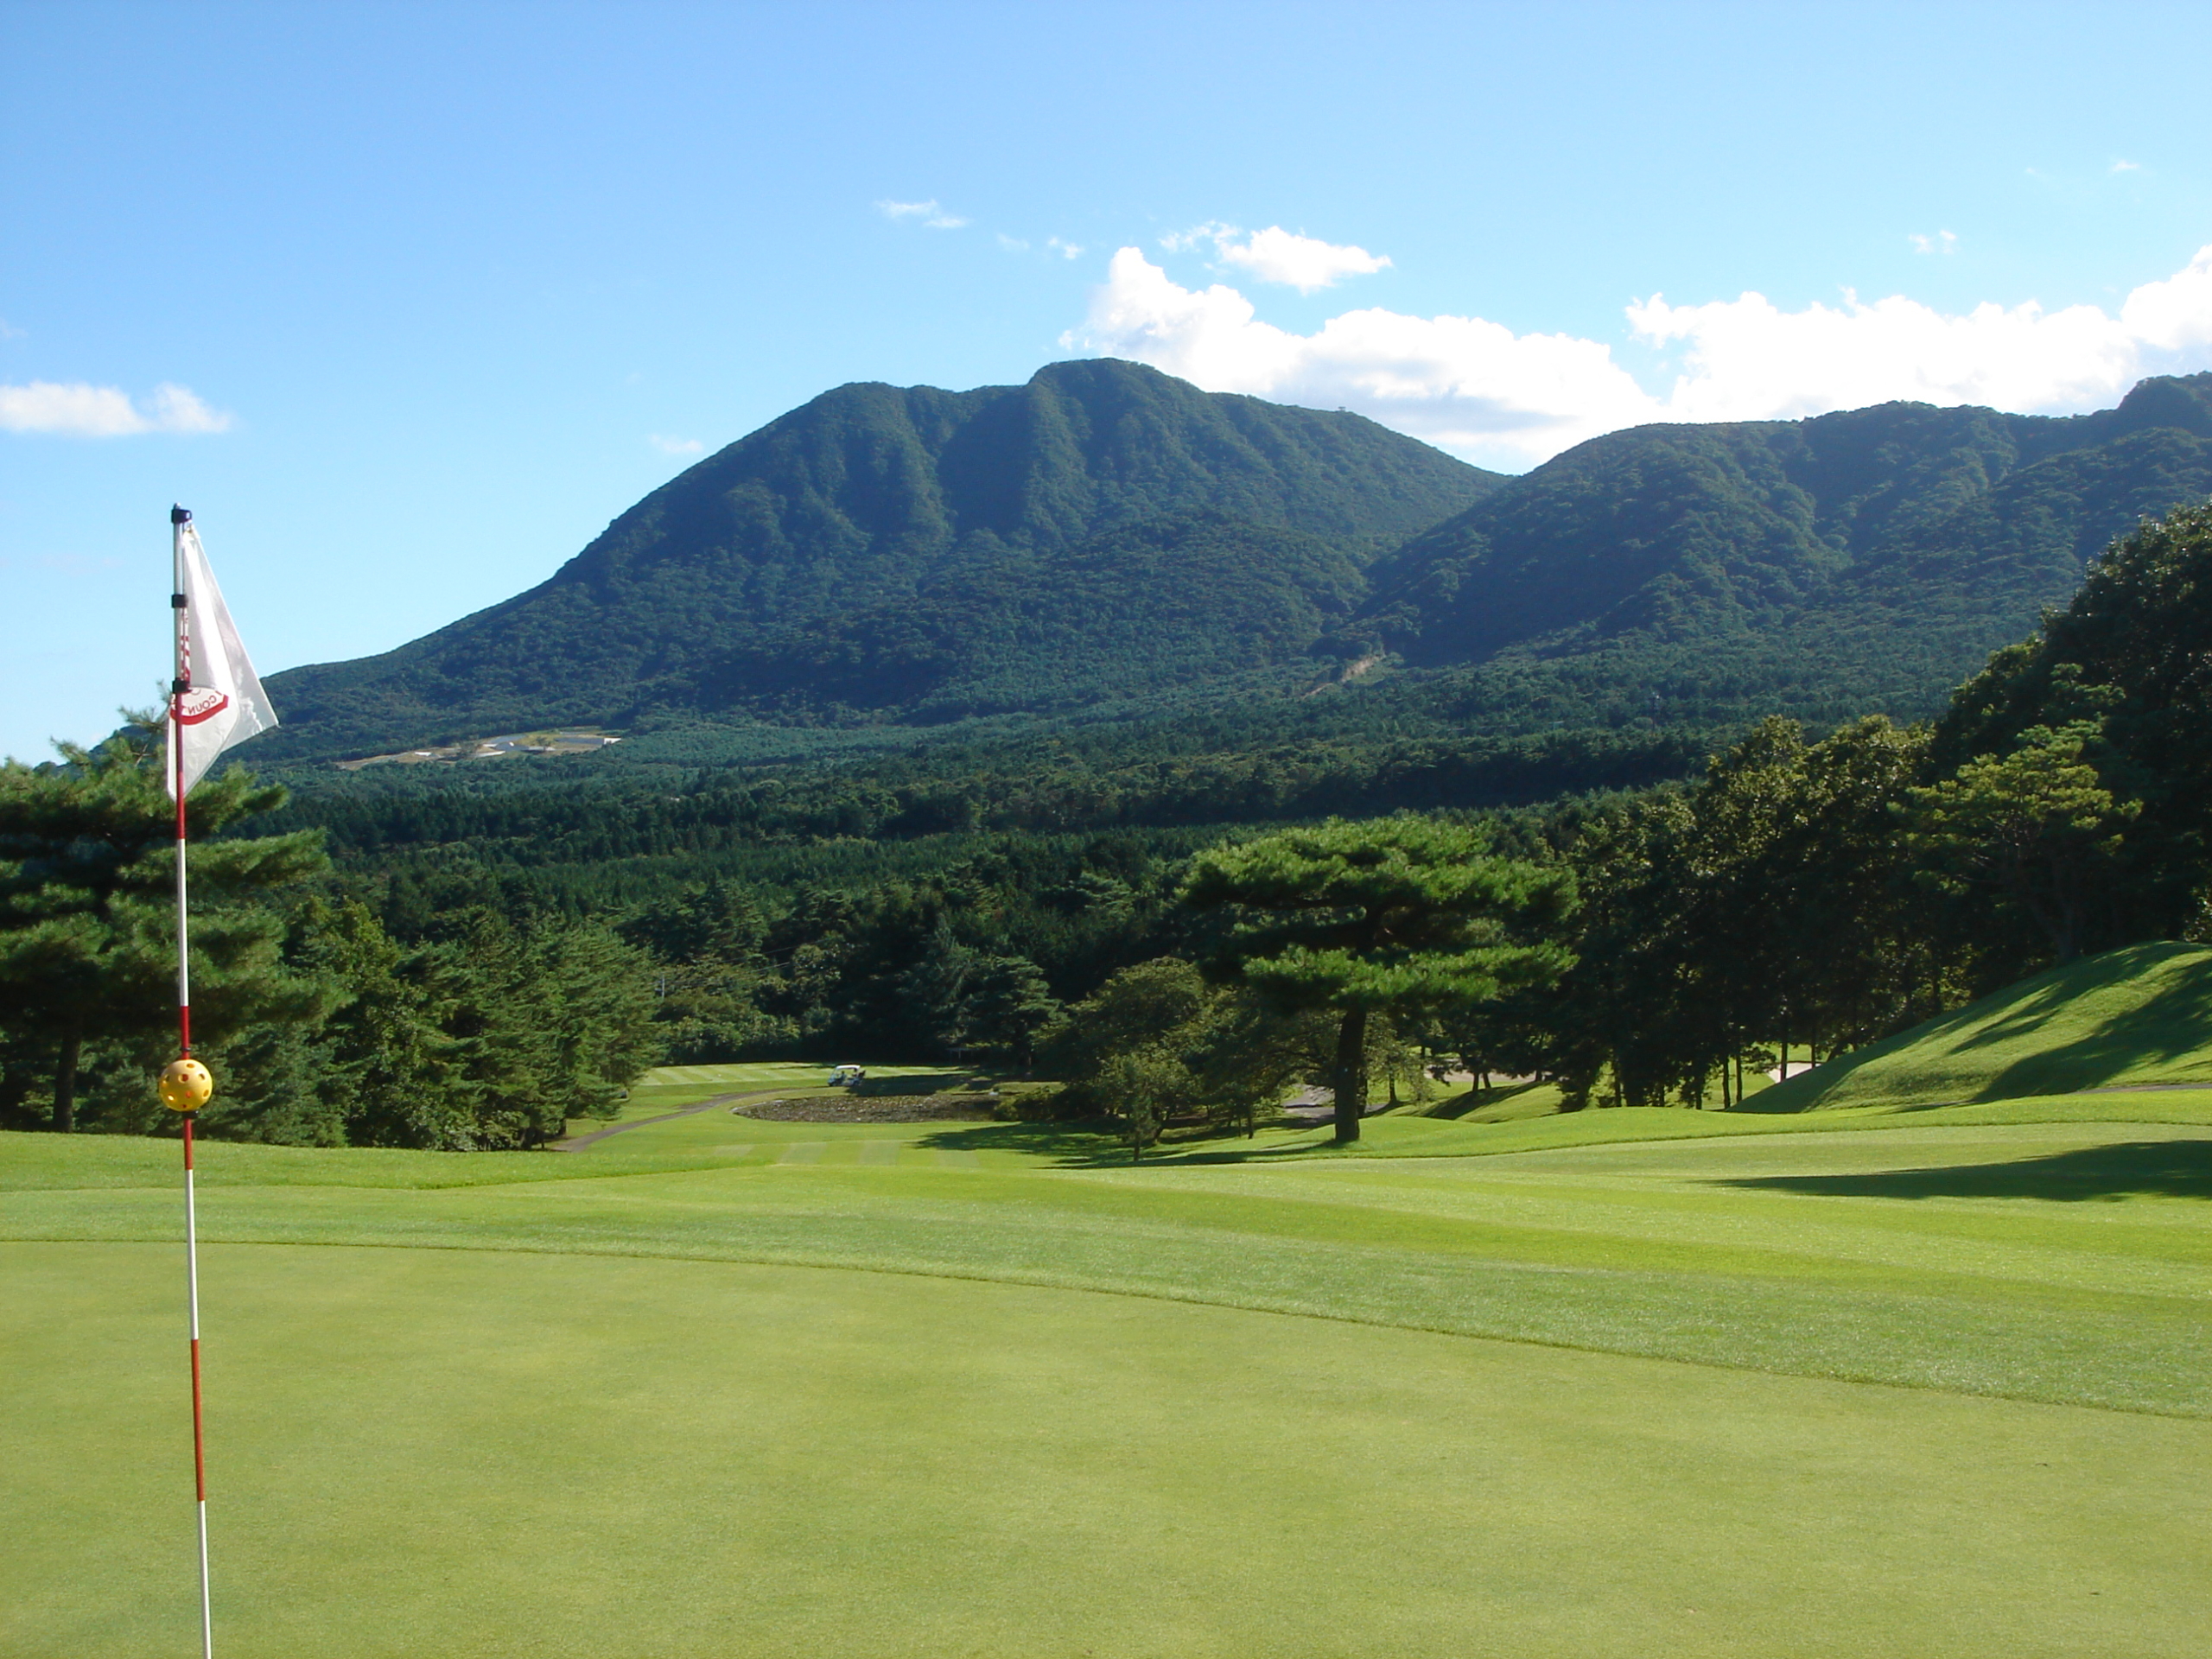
left=1216, top=226, right=1391, bottom=292
left=1046, top=236, right=1084, bottom=260
left=1160, top=223, right=1390, bottom=293
left=0, top=380, right=231, bottom=437
left=1064, top=245, right=2212, bottom=469
left=1910, top=230, right=1958, bottom=255
left=648, top=434, right=705, bottom=456
left=1065, top=249, right=1659, bottom=464
left=876, top=198, right=968, bottom=230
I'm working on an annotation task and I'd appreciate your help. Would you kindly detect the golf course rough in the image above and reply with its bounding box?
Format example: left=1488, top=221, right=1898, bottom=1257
left=4, top=1092, right=2209, bottom=1656
left=1758, top=940, right=2212, bottom=1110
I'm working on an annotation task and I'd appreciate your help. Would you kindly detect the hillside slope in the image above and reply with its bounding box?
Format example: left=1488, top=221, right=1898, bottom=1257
left=1364, top=373, right=2212, bottom=729
left=247, top=366, right=2212, bottom=768
left=256, top=359, right=1500, bottom=758
left=1754, top=941, right=2212, bottom=1110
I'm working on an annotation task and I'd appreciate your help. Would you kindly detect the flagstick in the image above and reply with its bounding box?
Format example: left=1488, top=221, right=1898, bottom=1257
left=183, top=1109, right=212, bottom=1659
left=171, top=505, right=214, bottom=1659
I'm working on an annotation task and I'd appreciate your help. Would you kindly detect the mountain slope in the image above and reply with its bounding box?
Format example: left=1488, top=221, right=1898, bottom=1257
left=257, top=360, right=1501, bottom=757
left=250, top=366, right=2212, bottom=769
left=683, top=511, right=1370, bottom=721
left=1364, top=374, right=2212, bottom=675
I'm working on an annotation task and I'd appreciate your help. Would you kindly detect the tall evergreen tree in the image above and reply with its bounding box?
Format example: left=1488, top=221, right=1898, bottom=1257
left=1180, top=818, right=1576, bottom=1142
left=0, top=731, right=327, bottom=1130
left=1910, top=722, right=2139, bottom=964
left=956, top=955, right=1059, bottom=1072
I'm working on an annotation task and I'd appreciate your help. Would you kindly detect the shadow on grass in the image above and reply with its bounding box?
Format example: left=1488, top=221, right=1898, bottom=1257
left=1719, top=1139, right=2212, bottom=1202
left=1980, top=962, right=2212, bottom=1097
left=913, top=1119, right=1341, bottom=1168
left=1756, top=943, right=2212, bottom=1112
left=1409, top=1081, right=1547, bottom=1122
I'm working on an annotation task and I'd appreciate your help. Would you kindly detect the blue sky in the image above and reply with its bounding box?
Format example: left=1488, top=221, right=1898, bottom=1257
left=6, top=0, right=2212, bottom=760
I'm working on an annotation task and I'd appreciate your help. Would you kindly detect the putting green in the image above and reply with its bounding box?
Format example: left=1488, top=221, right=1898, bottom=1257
left=4, top=1110, right=2209, bottom=1655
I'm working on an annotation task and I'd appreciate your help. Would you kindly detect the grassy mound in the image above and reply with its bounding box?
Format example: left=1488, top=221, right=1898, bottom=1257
left=1758, top=941, right=2212, bottom=1112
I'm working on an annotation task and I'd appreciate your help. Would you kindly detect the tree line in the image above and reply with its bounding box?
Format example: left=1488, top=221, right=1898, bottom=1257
left=5, top=505, right=2207, bottom=1148
left=0, top=722, right=659, bottom=1147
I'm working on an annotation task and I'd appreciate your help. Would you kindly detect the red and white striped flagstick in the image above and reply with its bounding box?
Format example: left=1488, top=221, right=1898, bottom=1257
left=164, top=503, right=216, bottom=1659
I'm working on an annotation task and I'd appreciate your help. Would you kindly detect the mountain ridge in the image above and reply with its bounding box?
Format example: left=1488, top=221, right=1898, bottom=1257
left=248, top=364, right=2212, bottom=766
left=255, top=359, right=1498, bottom=758
left=1363, top=373, right=2212, bottom=667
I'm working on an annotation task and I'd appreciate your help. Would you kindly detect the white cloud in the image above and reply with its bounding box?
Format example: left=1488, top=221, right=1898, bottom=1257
left=1065, top=245, right=2212, bottom=470
left=1159, top=222, right=1391, bottom=293
left=2113, top=159, right=2142, bottom=173
left=143, top=385, right=228, bottom=432
left=996, top=233, right=1031, bottom=252
left=1046, top=236, right=1084, bottom=260
left=1065, top=249, right=1649, bottom=466
left=0, top=380, right=231, bottom=437
left=1624, top=287, right=2150, bottom=424
left=1215, top=226, right=1391, bottom=293
left=2117, top=244, right=2212, bottom=354
left=1909, top=230, right=1958, bottom=255
left=875, top=198, right=968, bottom=230
left=648, top=434, right=705, bottom=456
left=1160, top=220, right=1236, bottom=254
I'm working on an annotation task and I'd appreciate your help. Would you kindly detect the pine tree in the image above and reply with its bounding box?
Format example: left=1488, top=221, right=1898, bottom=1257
left=1180, top=817, right=1576, bottom=1142
left=0, top=729, right=327, bottom=1131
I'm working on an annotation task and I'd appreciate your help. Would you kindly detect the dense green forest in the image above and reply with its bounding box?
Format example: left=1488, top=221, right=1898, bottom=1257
left=244, top=363, right=2212, bottom=776
left=12, top=359, right=2212, bottom=1147
left=252, top=359, right=1500, bottom=758
left=9, top=504, right=2212, bottom=1147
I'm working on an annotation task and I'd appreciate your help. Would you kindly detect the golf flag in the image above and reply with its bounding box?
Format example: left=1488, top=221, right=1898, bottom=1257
left=168, top=512, right=277, bottom=798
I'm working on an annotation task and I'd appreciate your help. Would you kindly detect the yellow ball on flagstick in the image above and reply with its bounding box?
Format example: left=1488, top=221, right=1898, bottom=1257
left=159, top=1058, right=214, bottom=1113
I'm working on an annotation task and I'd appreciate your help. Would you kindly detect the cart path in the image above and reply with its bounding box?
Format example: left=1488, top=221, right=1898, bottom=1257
left=552, top=1088, right=795, bottom=1151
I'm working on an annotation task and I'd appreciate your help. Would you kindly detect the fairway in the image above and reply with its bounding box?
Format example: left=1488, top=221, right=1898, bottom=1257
left=5, top=1105, right=2209, bottom=1656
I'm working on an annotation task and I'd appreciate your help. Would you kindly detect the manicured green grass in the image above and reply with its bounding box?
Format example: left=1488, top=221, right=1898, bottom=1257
left=5, top=1103, right=2209, bottom=1655
left=10, top=1242, right=2209, bottom=1659
left=1764, top=940, right=2212, bottom=1110
left=567, top=1059, right=969, bottom=1135
left=628, top=1058, right=970, bottom=1096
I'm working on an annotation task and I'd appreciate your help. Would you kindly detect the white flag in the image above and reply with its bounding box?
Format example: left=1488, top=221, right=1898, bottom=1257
left=168, top=515, right=278, bottom=798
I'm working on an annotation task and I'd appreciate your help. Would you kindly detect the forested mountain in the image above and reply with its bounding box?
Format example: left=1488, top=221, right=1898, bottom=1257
left=255, top=359, right=1500, bottom=758
left=247, top=363, right=2212, bottom=769
left=1362, top=372, right=2212, bottom=721
left=32, top=437, right=2212, bottom=1138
